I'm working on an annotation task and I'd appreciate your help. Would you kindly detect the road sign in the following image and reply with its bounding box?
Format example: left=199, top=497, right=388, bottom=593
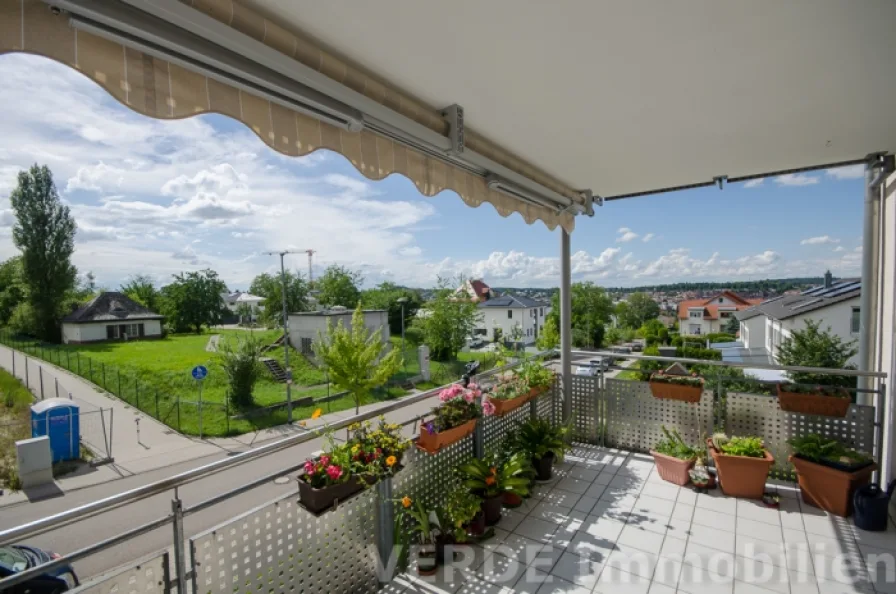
left=191, top=365, right=208, bottom=381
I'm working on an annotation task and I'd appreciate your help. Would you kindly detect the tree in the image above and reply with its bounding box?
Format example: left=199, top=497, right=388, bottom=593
left=217, top=334, right=264, bottom=408
left=9, top=165, right=77, bottom=341
left=317, top=265, right=362, bottom=308
left=0, top=257, right=25, bottom=326
left=617, top=292, right=660, bottom=329
left=313, top=305, right=402, bottom=413
left=724, top=315, right=740, bottom=335
left=121, top=274, right=162, bottom=312
left=637, top=319, right=669, bottom=347
left=536, top=316, right=560, bottom=350
left=776, top=319, right=858, bottom=387
left=418, top=279, right=481, bottom=360
left=548, top=282, right=613, bottom=348
left=360, top=282, right=422, bottom=335
left=160, top=269, right=228, bottom=333
left=249, top=270, right=309, bottom=326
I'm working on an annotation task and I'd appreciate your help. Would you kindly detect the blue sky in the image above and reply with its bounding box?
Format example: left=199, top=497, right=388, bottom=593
left=0, top=54, right=863, bottom=290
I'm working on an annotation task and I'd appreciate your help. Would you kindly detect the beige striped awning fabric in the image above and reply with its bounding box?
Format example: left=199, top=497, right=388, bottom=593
left=0, top=0, right=578, bottom=232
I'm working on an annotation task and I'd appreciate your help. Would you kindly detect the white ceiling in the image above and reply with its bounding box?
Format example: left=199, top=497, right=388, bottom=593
left=244, top=0, right=896, bottom=198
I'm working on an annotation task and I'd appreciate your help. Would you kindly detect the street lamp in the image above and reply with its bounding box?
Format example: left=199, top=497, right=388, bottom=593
left=397, top=297, right=408, bottom=373
left=265, top=250, right=294, bottom=423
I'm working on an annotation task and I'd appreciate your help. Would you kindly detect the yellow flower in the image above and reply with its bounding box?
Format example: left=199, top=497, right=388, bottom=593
left=352, top=444, right=360, bottom=453
left=311, top=408, right=322, bottom=420
left=401, top=496, right=412, bottom=508
left=386, top=456, right=397, bottom=467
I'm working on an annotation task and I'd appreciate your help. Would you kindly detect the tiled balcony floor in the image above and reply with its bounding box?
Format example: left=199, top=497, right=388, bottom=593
left=384, top=443, right=896, bottom=594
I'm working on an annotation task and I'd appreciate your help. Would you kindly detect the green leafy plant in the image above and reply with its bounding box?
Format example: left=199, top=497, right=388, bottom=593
left=217, top=334, right=264, bottom=408
left=347, top=416, right=410, bottom=475
left=510, top=417, right=572, bottom=462
left=653, top=426, right=700, bottom=460
left=648, top=372, right=704, bottom=388
left=715, top=434, right=766, bottom=458
left=776, top=319, right=858, bottom=388
left=397, top=496, right=440, bottom=545
left=437, top=485, right=483, bottom=543
left=456, top=452, right=532, bottom=499
left=787, top=434, right=870, bottom=465
left=489, top=376, right=525, bottom=401
left=518, top=359, right=555, bottom=391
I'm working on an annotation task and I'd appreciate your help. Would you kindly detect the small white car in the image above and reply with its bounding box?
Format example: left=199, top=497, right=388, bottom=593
left=575, top=364, right=598, bottom=376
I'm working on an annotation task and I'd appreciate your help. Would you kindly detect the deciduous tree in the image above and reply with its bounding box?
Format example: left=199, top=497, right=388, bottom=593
left=317, top=265, right=362, bottom=308
left=360, top=282, right=422, bottom=335
left=776, top=319, right=858, bottom=387
left=121, top=274, right=162, bottom=312
left=160, top=269, right=228, bottom=333
left=9, top=165, right=77, bottom=341
left=536, top=316, right=560, bottom=350
left=418, top=279, right=480, bottom=360
left=249, top=270, right=309, bottom=326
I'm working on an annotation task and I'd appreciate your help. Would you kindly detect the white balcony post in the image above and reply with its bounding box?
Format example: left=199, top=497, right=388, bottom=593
left=560, top=229, right=573, bottom=421
left=859, top=159, right=883, bottom=402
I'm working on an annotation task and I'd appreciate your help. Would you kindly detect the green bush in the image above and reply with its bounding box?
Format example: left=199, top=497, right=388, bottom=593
left=677, top=346, right=722, bottom=361
left=653, top=426, right=701, bottom=460
left=217, top=335, right=264, bottom=408
left=718, top=435, right=766, bottom=458
left=787, top=434, right=869, bottom=465
left=403, top=326, right=424, bottom=345
left=705, top=333, right=736, bottom=343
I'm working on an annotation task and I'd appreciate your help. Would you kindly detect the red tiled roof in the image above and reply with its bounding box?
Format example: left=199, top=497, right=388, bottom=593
left=470, top=279, right=491, bottom=296
left=677, top=291, right=758, bottom=320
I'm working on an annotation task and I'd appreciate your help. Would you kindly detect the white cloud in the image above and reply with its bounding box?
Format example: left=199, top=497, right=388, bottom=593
left=826, top=165, right=864, bottom=180
left=800, top=235, right=839, bottom=246
left=775, top=173, right=819, bottom=186
left=743, top=179, right=764, bottom=188
left=616, top=227, right=639, bottom=243
left=641, top=233, right=655, bottom=243
left=833, top=246, right=845, bottom=252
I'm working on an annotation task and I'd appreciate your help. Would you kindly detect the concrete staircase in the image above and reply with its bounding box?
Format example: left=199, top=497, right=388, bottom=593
left=260, top=357, right=287, bottom=382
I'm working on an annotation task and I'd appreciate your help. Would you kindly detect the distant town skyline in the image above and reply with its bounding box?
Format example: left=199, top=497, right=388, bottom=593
left=0, top=54, right=865, bottom=291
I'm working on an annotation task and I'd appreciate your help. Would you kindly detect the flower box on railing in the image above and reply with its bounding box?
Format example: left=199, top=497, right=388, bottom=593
left=416, top=418, right=478, bottom=453
left=488, top=392, right=533, bottom=416
left=648, top=373, right=703, bottom=403
left=777, top=384, right=851, bottom=417
left=298, top=475, right=365, bottom=515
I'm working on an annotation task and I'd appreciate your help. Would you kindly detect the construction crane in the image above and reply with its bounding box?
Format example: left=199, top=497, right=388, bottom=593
left=303, top=249, right=316, bottom=287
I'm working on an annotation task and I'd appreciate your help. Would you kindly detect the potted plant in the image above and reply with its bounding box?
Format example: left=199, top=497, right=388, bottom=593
left=347, top=417, right=410, bottom=476
left=437, top=485, right=485, bottom=541
left=649, top=371, right=704, bottom=403
left=708, top=433, right=774, bottom=499
left=776, top=384, right=851, bottom=417
left=487, top=376, right=531, bottom=416
left=298, top=442, right=366, bottom=514
left=456, top=452, right=532, bottom=525
left=396, top=496, right=440, bottom=576
left=509, top=417, right=571, bottom=481
left=688, top=451, right=716, bottom=492
left=651, top=426, right=700, bottom=486
left=417, top=383, right=492, bottom=454
left=787, top=434, right=876, bottom=517
left=518, top=359, right=556, bottom=398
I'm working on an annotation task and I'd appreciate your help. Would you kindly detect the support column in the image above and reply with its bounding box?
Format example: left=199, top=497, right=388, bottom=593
left=560, top=229, right=573, bottom=421
left=859, top=160, right=882, bottom=400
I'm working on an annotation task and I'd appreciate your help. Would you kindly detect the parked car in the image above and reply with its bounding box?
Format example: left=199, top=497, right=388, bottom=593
left=465, top=336, right=485, bottom=349
left=611, top=345, right=632, bottom=354
left=0, top=544, right=78, bottom=593
left=575, top=364, right=599, bottom=376
left=589, top=357, right=611, bottom=371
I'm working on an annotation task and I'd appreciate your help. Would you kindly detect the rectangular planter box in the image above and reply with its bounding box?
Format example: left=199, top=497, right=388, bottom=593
left=651, top=450, right=696, bottom=486
left=649, top=377, right=703, bottom=403
left=488, top=392, right=532, bottom=416
left=416, top=418, right=477, bottom=454
left=708, top=439, right=774, bottom=499
left=777, top=385, right=851, bottom=417
left=298, top=475, right=365, bottom=515
left=790, top=455, right=876, bottom=517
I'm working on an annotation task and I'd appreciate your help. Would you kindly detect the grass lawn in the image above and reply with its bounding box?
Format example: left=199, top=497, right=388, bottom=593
left=615, top=361, right=643, bottom=381
left=0, top=367, right=33, bottom=489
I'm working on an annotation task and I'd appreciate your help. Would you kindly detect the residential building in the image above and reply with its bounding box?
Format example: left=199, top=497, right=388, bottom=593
left=222, top=291, right=265, bottom=315
left=288, top=307, right=390, bottom=355
left=736, top=274, right=861, bottom=365
left=677, top=291, right=761, bottom=336
left=454, top=278, right=497, bottom=303
left=62, top=292, right=164, bottom=344
left=474, top=294, right=550, bottom=345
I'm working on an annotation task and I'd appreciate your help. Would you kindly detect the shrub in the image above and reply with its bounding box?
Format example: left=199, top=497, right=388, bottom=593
left=653, top=426, right=701, bottom=460
left=705, top=333, right=736, bottom=343
left=217, top=335, right=264, bottom=408
left=403, top=326, right=424, bottom=345
left=677, top=346, right=722, bottom=361
left=776, top=320, right=858, bottom=388
left=787, top=434, right=869, bottom=465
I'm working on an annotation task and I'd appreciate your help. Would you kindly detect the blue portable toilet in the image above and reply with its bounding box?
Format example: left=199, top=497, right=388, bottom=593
left=31, top=398, right=80, bottom=463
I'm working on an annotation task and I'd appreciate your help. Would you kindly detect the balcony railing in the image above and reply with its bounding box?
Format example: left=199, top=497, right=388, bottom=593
left=0, top=351, right=885, bottom=594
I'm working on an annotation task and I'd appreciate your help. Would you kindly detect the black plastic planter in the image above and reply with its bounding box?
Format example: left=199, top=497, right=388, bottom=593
left=533, top=452, right=555, bottom=481
left=482, top=494, right=503, bottom=525
left=298, top=476, right=364, bottom=514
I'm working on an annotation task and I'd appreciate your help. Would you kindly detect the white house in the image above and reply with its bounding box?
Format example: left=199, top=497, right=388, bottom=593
left=736, top=274, right=861, bottom=366
left=474, top=294, right=550, bottom=345
left=677, top=290, right=761, bottom=336
left=288, top=307, right=390, bottom=355
left=222, top=291, right=265, bottom=321
left=62, top=292, right=164, bottom=344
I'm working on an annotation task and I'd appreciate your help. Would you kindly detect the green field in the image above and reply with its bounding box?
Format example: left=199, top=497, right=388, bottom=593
left=615, top=360, right=643, bottom=381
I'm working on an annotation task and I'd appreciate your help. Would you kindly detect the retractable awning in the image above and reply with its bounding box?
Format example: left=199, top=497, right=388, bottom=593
left=2, top=0, right=896, bottom=227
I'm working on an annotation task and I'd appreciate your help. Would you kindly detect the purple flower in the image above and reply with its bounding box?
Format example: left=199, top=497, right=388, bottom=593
left=424, top=421, right=435, bottom=435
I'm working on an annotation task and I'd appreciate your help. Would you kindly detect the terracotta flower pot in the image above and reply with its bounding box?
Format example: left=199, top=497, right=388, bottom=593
left=488, top=392, right=531, bottom=416
left=777, top=385, right=851, bottom=417
left=790, top=455, right=876, bottom=517
left=503, top=492, right=524, bottom=508
left=533, top=452, right=555, bottom=481
left=416, top=418, right=477, bottom=454
left=648, top=376, right=703, bottom=403
left=708, top=439, right=774, bottom=499
left=482, top=494, right=503, bottom=525
left=297, top=476, right=364, bottom=514
left=527, top=385, right=550, bottom=400
left=651, top=450, right=696, bottom=486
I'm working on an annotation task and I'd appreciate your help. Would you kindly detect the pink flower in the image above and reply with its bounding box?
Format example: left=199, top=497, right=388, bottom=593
left=482, top=400, right=496, bottom=417
left=326, top=465, right=342, bottom=480
left=319, top=455, right=331, bottom=466
left=463, top=391, right=476, bottom=404
left=439, top=389, right=453, bottom=402
left=303, top=461, right=315, bottom=474
left=468, top=383, right=479, bottom=391
left=471, top=389, right=482, bottom=398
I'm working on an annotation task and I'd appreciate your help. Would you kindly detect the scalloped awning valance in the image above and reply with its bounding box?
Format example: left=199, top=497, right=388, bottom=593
left=0, top=0, right=584, bottom=232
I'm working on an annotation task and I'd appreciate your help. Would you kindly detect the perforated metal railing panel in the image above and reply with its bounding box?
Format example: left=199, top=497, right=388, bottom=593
left=70, top=551, right=168, bottom=594
left=190, top=488, right=378, bottom=594
left=725, top=392, right=876, bottom=477
left=569, top=375, right=599, bottom=442
left=603, top=379, right=714, bottom=453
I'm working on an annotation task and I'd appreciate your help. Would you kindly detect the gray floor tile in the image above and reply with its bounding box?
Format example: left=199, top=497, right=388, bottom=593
left=550, top=550, right=605, bottom=590
left=691, top=507, right=737, bottom=532
left=594, top=565, right=652, bottom=594
left=618, top=524, right=666, bottom=555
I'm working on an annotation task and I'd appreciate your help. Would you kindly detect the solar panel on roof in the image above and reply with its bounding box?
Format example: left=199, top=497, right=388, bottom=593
left=791, top=298, right=822, bottom=310
left=822, top=285, right=861, bottom=298
left=801, top=287, right=824, bottom=296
